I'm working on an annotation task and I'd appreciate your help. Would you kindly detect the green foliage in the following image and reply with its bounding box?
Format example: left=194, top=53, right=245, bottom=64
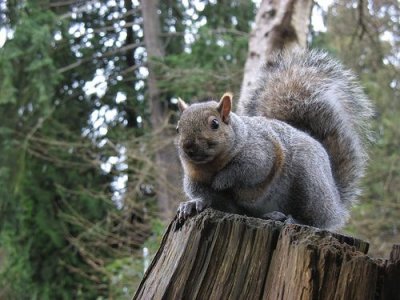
left=0, top=6, right=60, bottom=108
left=105, top=218, right=165, bottom=299
left=158, top=25, right=250, bottom=102
left=0, top=2, right=118, bottom=298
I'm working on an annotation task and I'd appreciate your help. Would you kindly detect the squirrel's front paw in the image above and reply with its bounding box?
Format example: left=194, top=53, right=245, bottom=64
left=177, top=199, right=208, bottom=221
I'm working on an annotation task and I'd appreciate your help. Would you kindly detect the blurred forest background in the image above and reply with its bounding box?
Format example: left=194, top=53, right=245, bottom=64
left=0, top=0, right=399, bottom=298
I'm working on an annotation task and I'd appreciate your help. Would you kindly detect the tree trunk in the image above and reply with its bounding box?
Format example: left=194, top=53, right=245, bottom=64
left=140, top=0, right=181, bottom=219
left=239, top=0, right=313, bottom=104
left=134, top=209, right=400, bottom=300
left=140, top=0, right=165, bottom=127
left=123, top=0, right=138, bottom=128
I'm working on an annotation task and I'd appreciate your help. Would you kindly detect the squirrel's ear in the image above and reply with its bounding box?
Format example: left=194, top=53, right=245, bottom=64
left=218, top=93, right=232, bottom=123
left=177, top=97, right=188, bottom=112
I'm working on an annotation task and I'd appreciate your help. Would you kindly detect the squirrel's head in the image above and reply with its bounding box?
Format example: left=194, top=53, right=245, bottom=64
left=176, top=93, right=234, bottom=164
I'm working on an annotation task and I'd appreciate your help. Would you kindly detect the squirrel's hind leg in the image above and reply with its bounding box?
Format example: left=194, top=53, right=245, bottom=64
left=262, top=211, right=304, bottom=225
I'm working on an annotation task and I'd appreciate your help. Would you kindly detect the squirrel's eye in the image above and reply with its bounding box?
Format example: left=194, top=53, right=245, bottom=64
left=210, top=118, right=219, bottom=130
left=176, top=121, right=180, bottom=134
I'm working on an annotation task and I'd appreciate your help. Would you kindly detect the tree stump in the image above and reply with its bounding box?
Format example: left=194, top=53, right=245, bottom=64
left=133, top=209, right=400, bottom=300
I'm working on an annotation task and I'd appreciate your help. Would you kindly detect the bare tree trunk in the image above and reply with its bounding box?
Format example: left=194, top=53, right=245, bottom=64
left=141, top=0, right=182, bottom=220
left=133, top=209, right=400, bottom=300
left=123, top=0, right=138, bottom=128
left=140, top=0, right=165, bottom=127
left=239, top=0, right=313, bottom=104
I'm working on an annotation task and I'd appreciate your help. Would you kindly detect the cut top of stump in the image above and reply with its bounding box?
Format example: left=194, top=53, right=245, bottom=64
left=134, top=209, right=400, bottom=300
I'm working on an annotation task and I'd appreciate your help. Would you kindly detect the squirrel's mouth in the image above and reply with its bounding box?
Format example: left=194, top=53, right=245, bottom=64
left=184, top=152, right=213, bottom=164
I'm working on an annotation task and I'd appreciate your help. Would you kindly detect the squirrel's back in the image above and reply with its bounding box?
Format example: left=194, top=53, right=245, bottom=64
left=237, top=49, right=374, bottom=206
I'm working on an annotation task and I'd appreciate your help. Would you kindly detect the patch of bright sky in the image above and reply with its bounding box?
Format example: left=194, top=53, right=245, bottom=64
left=116, top=91, right=127, bottom=103
left=312, top=0, right=333, bottom=32
left=0, top=28, right=6, bottom=47
left=84, top=69, right=108, bottom=97
left=108, top=146, right=128, bottom=209
left=378, top=5, right=398, bottom=46
left=69, top=22, right=85, bottom=38
left=181, top=0, right=206, bottom=52
left=87, top=104, right=119, bottom=139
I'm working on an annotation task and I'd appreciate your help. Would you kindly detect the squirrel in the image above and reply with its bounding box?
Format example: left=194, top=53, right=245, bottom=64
left=175, top=49, right=373, bottom=230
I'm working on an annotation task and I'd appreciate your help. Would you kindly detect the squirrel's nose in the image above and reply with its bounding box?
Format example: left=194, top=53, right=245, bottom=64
left=183, top=140, right=195, bottom=153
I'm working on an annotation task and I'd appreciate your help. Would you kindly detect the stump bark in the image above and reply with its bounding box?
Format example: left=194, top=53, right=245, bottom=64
left=133, top=209, right=400, bottom=300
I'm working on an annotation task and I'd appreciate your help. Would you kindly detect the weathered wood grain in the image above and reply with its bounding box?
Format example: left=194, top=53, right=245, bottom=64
left=379, top=245, right=400, bottom=300
left=133, top=209, right=399, bottom=300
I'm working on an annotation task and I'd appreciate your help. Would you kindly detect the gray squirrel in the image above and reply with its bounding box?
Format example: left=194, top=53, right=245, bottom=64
left=176, top=49, right=373, bottom=230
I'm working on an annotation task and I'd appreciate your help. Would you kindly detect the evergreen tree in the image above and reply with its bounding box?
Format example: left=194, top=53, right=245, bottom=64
left=0, top=2, right=112, bottom=298
left=0, top=0, right=150, bottom=297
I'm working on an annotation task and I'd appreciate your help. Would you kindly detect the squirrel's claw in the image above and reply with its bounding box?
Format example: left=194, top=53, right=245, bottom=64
left=177, top=201, right=193, bottom=221
left=177, top=199, right=207, bottom=221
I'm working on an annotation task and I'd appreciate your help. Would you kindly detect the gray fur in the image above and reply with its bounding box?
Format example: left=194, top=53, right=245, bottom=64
left=177, top=49, right=373, bottom=230
left=238, top=49, right=374, bottom=207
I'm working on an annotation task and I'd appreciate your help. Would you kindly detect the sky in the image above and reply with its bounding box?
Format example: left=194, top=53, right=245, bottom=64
left=0, top=27, right=6, bottom=47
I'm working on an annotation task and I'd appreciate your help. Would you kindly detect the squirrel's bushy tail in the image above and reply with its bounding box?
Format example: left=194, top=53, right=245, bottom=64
left=238, top=49, right=374, bottom=206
